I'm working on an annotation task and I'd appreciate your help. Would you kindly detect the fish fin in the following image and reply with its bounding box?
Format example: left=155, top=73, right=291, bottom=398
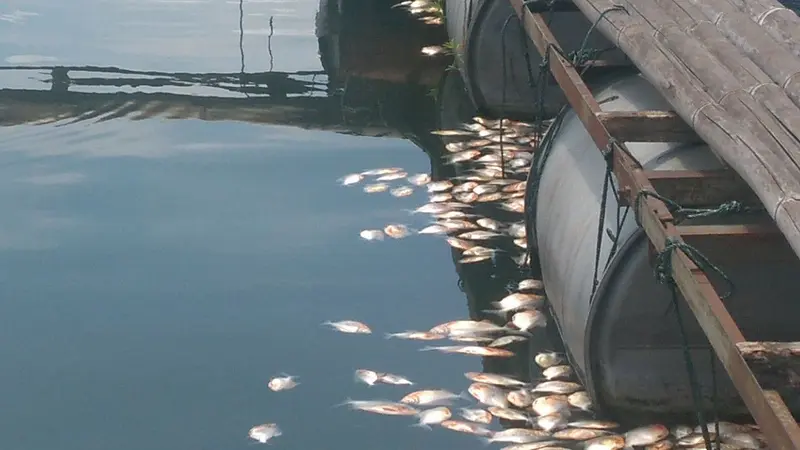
left=402, top=208, right=419, bottom=215
left=411, top=423, right=433, bottom=430
left=457, top=390, right=473, bottom=402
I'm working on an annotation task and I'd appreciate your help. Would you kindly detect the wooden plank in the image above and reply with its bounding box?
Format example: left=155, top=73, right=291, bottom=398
left=643, top=170, right=760, bottom=208
left=723, top=0, right=800, bottom=63
left=596, top=110, right=697, bottom=142
left=738, top=342, right=800, bottom=401
left=678, top=224, right=797, bottom=264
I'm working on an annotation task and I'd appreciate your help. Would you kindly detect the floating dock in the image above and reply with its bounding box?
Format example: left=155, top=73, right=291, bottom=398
left=445, top=0, right=800, bottom=448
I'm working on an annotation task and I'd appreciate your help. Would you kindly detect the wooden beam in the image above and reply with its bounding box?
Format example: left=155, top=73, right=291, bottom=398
left=596, top=111, right=697, bottom=142
left=738, top=342, right=800, bottom=402
left=642, top=170, right=760, bottom=208
left=678, top=224, right=797, bottom=264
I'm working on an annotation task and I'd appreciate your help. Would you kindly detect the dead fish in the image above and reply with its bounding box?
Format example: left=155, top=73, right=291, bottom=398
left=645, top=440, right=675, bottom=450
left=460, top=255, right=492, bottom=264
left=721, top=432, right=762, bottom=449
left=463, top=246, right=499, bottom=257
left=345, top=400, right=420, bottom=416
left=468, top=382, right=509, bottom=408
left=490, top=335, right=528, bottom=347
left=421, top=45, right=445, bottom=56
left=436, top=210, right=474, bottom=219
left=248, top=423, right=282, bottom=444
left=384, top=224, right=412, bottom=239
left=361, top=167, right=404, bottom=176
left=502, top=181, right=528, bottom=192
left=494, top=293, right=545, bottom=312
left=460, top=407, right=493, bottom=424
left=534, top=352, right=564, bottom=368
left=508, top=222, right=527, bottom=238
left=677, top=433, right=718, bottom=447
left=363, top=183, right=389, bottom=193
left=537, top=413, right=569, bottom=432
left=420, top=345, right=515, bottom=358
left=354, top=369, right=380, bottom=386
left=518, top=279, right=543, bottom=291
left=584, top=435, right=626, bottom=450
left=473, top=184, right=500, bottom=195
left=378, top=372, right=415, bottom=385
left=267, top=374, right=299, bottom=391
left=566, top=391, right=592, bottom=411
left=429, top=193, right=453, bottom=203
left=439, top=419, right=493, bottom=436
left=501, top=441, right=563, bottom=450
left=322, top=320, right=372, bottom=334
left=446, top=149, right=482, bottom=164
left=568, top=420, right=619, bottom=430
left=671, top=425, right=693, bottom=439
left=542, top=365, right=573, bottom=380
left=465, top=372, right=528, bottom=387
left=446, top=237, right=475, bottom=250
left=531, top=395, right=570, bottom=416
left=385, top=330, right=445, bottom=340
left=624, top=424, right=669, bottom=446
left=414, top=406, right=452, bottom=428
left=502, top=199, right=525, bottom=213
left=477, top=193, right=504, bottom=203
left=488, top=406, right=532, bottom=423
left=553, top=428, right=608, bottom=440
left=455, top=192, right=479, bottom=203
left=339, top=173, right=364, bottom=186
left=511, top=310, right=547, bottom=332
left=440, top=219, right=479, bottom=230
left=509, top=158, right=530, bottom=168
left=449, top=333, right=493, bottom=343
left=514, top=238, right=528, bottom=249
left=427, top=180, right=454, bottom=192
left=377, top=171, right=408, bottom=181
left=506, top=389, right=534, bottom=408
left=412, top=203, right=452, bottom=214
left=400, top=389, right=463, bottom=405
left=430, top=128, right=473, bottom=136
left=532, top=381, right=582, bottom=395
left=408, top=173, right=431, bottom=186
left=487, top=428, right=552, bottom=444
left=418, top=224, right=449, bottom=235
left=477, top=217, right=503, bottom=231
left=452, top=181, right=480, bottom=194
left=390, top=186, right=414, bottom=197
left=460, top=230, right=502, bottom=240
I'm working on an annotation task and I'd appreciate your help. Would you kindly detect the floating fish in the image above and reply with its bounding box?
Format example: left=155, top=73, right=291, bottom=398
left=500, top=440, right=563, bottom=450
left=339, top=173, right=363, bottom=186
left=493, top=293, right=545, bottom=312
left=429, top=193, right=453, bottom=203
left=384, top=224, right=412, bottom=239
left=378, top=372, right=414, bottom=386
left=502, top=199, right=525, bottom=213
left=354, top=369, right=380, bottom=386
left=360, top=229, right=385, bottom=241
left=506, top=388, right=534, bottom=408
left=408, top=173, right=431, bottom=186
left=566, top=390, right=592, bottom=411
left=363, top=183, right=389, bottom=193
left=460, top=407, right=493, bottom=424
left=503, top=181, right=528, bottom=192
left=584, top=435, right=626, bottom=450
left=449, top=332, right=493, bottom=343
left=459, top=230, right=502, bottom=240
left=477, top=217, right=503, bottom=231
left=463, top=246, right=500, bottom=257
left=385, top=330, right=445, bottom=340
left=400, top=389, right=463, bottom=405
left=390, top=186, right=414, bottom=197
left=624, top=424, right=669, bottom=446
left=455, top=192, right=479, bottom=203
left=446, top=237, right=475, bottom=250
left=532, top=381, right=582, bottom=395
left=537, top=413, right=569, bottom=432
left=430, top=129, right=474, bottom=137
left=439, top=419, right=493, bottom=436
left=542, top=365, right=573, bottom=380
left=376, top=171, right=408, bottom=181
left=473, top=184, right=499, bottom=196
left=435, top=319, right=509, bottom=334
left=414, top=406, right=451, bottom=428
left=420, top=345, right=515, bottom=357
left=508, top=222, right=527, bottom=238
left=553, top=428, right=609, bottom=440
left=412, top=203, right=452, bottom=215
left=344, top=399, right=420, bottom=416
left=465, top=372, right=528, bottom=387
left=531, top=395, right=570, bottom=416
left=362, top=167, right=404, bottom=176
left=514, top=238, right=528, bottom=249
left=322, top=320, right=372, bottom=334
left=518, top=279, right=543, bottom=291
left=421, top=45, right=446, bottom=56
left=486, top=428, right=552, bottom=444
left=468, top=382, right=509, bottom=408
left=418, top=224, right=449, bottom=235
left=460, top=255, right=492, bottom=264
left=446, top=149, right=482, bottom=164
left=511, top=310, right=547, bottom=332
left=436, top=210, right=473, bottom=219
left=534, top=352, right=563, bottom=368
left=441, top=219, right=479, bottom=231
left=267, top=374, right=299, bottom=391
left=248, top=423, right=281, bottom=444
left=427, top=180, right=454, bottom=192
left=488, top=406, right=532, bottom=423
left=645, top=440, right=675, bottom=450
left=477, top=192, right=504, bottom=203
left=452, top=181, right=479, bottom=193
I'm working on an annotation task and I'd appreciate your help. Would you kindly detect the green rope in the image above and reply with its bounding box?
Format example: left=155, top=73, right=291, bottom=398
left=634, top=189, right=763, bottom=227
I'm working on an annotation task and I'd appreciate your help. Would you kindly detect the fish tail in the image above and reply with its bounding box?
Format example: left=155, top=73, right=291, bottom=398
left=411, top=423, right=432, bottom=430
left=333, top=397, right=354, bottom=408
left=402, top=208, right=419, bottom=215
left=383, top=332, right=398, bottom=339
left=457, top=390, right=473, bottom=402
left=418, top=346, right=438, bottom=352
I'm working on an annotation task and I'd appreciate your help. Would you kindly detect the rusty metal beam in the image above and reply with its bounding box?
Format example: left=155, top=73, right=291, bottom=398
left=508, top=1, right=800, bottom=447
left=596, top=110, right=697, bottom=142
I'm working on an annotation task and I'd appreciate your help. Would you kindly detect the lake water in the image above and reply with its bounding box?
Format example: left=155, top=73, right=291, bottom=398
left=0, top=1, right=538, bottom=450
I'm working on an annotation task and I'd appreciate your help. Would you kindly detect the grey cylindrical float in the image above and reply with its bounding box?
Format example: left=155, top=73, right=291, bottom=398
left=444, top=0, right=629, bottom=119
left=533, top=73, right=800, bottom=416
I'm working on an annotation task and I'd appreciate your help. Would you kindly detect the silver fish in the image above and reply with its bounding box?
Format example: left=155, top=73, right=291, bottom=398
left=378, top=372, right=414, bottom=385
left=360, top=229, right=385, bottom=241
left=567, top=390, right=592, bottom=411
left=537, top=412, right=569, bottom=432
left=267, top=374, right=299, bottom=391
left=567, top=420, right=619, bottom=430
left=361, top=167, right=404, bottom=176
left=489, top=335, right=528, bottom=347
left=460, top=407, right=493, bottom=424
left=553, top=428, right=609, bottom=440
left=429, top=193, right=453, bottom=203
left=339, top=173, right=363, bottom=186
left=418, top=224, right=449, bottom=235
left=384, top=224, right=412, bottom=239
left=535, top=352, right=564, bottom=368
left=465, top=372, right=528, bottom=387
left=511, top=310, right=547, bottom=332
left=415, top=406, right=451, bottom=428
left=488, top=406, right=532, bottom=423
left=344, top=399, right=420, bottom=416
left=532, top=381, right=582, bottom=395
left=377, top=171, right=408, bottom=181
left=468, top=382, right=509, bottom=408
left=427, top=180, right=454, bottom=192
left=363, top=183, right=389, bottom=193
left=390, top=186, right=414, bottom=197
left=624, top=424, right=670, bottom=446
left=322, top=320, right=372, bottom=334
left=384, top=330, right=445, bottom=340
left=408, top=173, right=431, bottom=186
left=248, top=423, right=282, bottom=444
left=486, top=428, right=551, bottom=444
left=493, top=293, right=545, bottom=312
left=477, top=217, right=503, bottom=231
left=506, top=388, right=534, bottom=408
left=354, top=369, right=380, bottom=386
left=531, top=395, right=570, bottom=416
left=420, top=345, right=515, bottom=358
left=452, top=181, right=479, bottom=193
left=400, top=389, right=462, bottom=405
left=460, top=230, right=502, bottom=240
left=460, top=255, right=493, bottom=264
left=446, top=237, right=475, bottom=250
left=413, top=203, right=452, bottom=214
left=542, top=365, right=573, bottom=380
left=508, top=222, right=527, bottom=238
left=439, top=419, right=493, bottom=436
left=430, top=128, right=473, bottom=136
left=518, top=279, right=543, bottom=291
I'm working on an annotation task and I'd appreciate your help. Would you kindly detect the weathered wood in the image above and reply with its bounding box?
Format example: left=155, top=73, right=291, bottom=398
left=596, top=110, right=697, bottom=142
left=678, top=223, right=798, bottom=264
left=738, top=342, right=800, bottom=394
left=726, top=0, right=800, bottom=61
left=561, top=1, right=800, bottom=447
left=644, top=170, right=760, bottom=207
left=684, top=0, right=800, bottom=109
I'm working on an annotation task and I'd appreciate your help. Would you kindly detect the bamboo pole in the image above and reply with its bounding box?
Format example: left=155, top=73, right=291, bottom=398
left=726, top=0, right=800, bottom=60
left=683, top=0, right=800, bottom=110
left=566, top=0, right=800, bottom=260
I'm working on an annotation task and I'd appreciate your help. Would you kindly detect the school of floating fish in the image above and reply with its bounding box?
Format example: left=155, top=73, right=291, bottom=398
left=248, top=115, right=769, bottom=449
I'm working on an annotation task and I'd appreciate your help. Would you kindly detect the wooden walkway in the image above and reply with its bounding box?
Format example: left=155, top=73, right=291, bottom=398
left=509, top=0, right=800, bottom=448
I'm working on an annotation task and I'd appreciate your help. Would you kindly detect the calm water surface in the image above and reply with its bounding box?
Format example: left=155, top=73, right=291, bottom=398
left=0, top=2, right=494, bottom=449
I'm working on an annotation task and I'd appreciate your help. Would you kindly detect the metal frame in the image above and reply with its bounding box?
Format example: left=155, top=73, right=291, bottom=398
left=508, top=1, right=800, bottom=448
